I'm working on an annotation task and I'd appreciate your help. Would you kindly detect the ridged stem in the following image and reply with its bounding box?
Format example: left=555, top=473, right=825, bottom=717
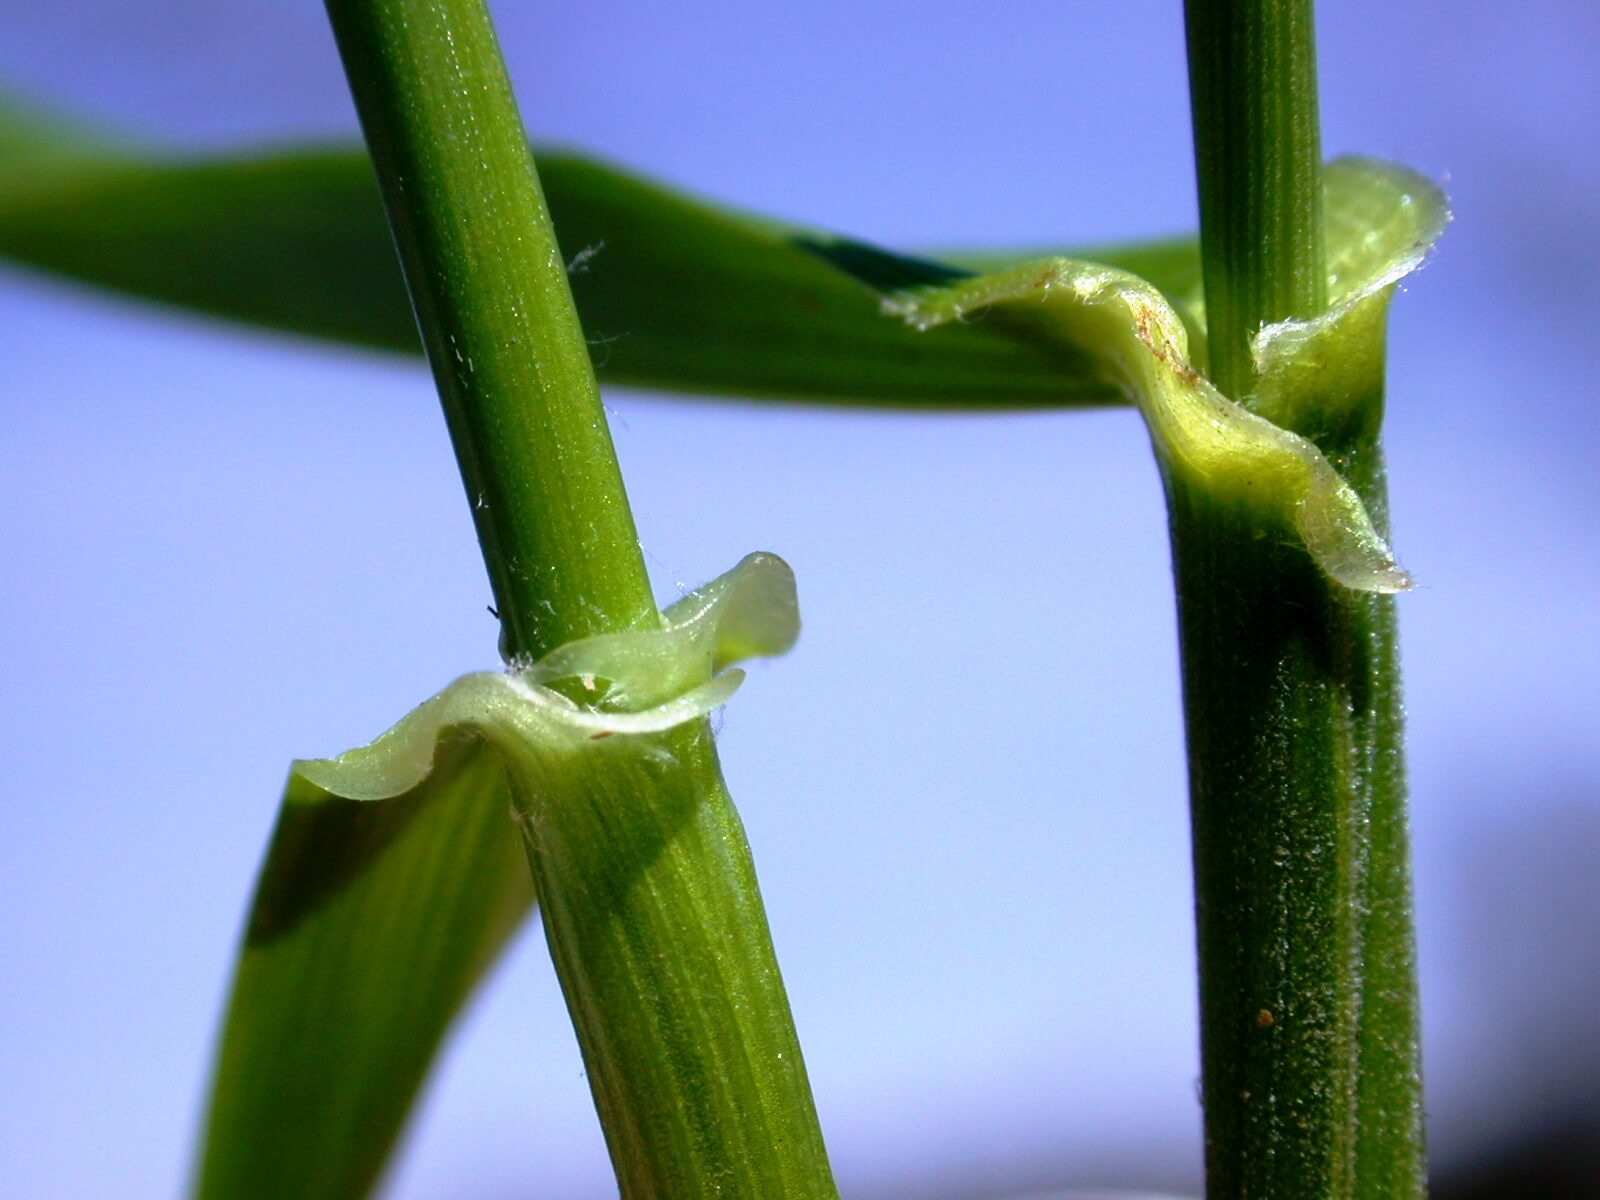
left=1179, top=3, right=1425, bottom=1196
left=1185, top=0, right=1326, bottom=400
left=325, top=0, right=653, bottom=660
left=323, top=2, right=839, bottom=1194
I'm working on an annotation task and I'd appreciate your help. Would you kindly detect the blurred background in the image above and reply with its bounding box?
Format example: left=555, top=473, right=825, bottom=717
left=1, top=2, right=1597, bottom=1197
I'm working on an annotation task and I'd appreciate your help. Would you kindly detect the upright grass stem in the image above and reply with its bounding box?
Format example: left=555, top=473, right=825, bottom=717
left=323, top=0, right=651, bottom=661
left=1185, top=0, right=1325, bottom=399
left=1180, top=2, right=1424, bottom=1196
left=322, top=2, right=839, bottom=1194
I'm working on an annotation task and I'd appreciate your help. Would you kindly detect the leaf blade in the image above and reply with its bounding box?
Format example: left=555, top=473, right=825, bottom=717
left=0, top=98, right=1166, bottom=408
left=196, top=740, right=534, bottom=1200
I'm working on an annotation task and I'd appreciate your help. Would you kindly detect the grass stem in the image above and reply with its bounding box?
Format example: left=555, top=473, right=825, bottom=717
left=325, top=0, right=654, bottom=661
left=322, top=3, right=840, bottom=1194
left=1185, top=0, right=1325, bottom=400
left=1179, top=3, right=1425, bottom=1195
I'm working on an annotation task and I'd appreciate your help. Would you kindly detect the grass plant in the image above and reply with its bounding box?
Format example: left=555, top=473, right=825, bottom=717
left=0, top=2, right=1443, bottom=1196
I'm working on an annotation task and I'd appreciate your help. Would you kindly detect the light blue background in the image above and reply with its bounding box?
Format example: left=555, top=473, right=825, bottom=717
left=2, top=3, right=1597, bottom=1197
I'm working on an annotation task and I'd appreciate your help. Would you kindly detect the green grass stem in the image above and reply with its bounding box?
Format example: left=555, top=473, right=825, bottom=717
left=1185, top=0, right=1326, bottom=400
left=1179, top=3, right=1425, bottom=1196
left=324, top=0, right=652, bottom=661
left=321, top=2, right=840, bottom=1194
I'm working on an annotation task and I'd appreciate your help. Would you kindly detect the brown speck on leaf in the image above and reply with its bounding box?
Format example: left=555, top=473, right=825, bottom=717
left=589, top=731, right=614, bottom=741
left=1257, top=1009, right=1275, bottom=1029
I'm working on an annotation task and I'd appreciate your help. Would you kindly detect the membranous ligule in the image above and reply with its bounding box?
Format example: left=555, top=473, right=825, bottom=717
left=295, top=551, right=799, bottom=803
left=879, top=158, right=1445, bottom=595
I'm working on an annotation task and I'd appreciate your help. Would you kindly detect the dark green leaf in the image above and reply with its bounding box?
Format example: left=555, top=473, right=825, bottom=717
left=0, top=97, right=1207, bottom=409
left=195, top=739, right=533, bottom=1200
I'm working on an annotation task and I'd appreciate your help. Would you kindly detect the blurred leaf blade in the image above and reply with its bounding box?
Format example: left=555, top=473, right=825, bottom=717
left=0, top=145, right=421, bottom=354
left=195, top=739, right=534, bottom=1200
left=0, top=95, right=132, bottom=197
left=0, top=96, right=1212, bottom=408
left=541, top=151, right=1115, bottom=407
